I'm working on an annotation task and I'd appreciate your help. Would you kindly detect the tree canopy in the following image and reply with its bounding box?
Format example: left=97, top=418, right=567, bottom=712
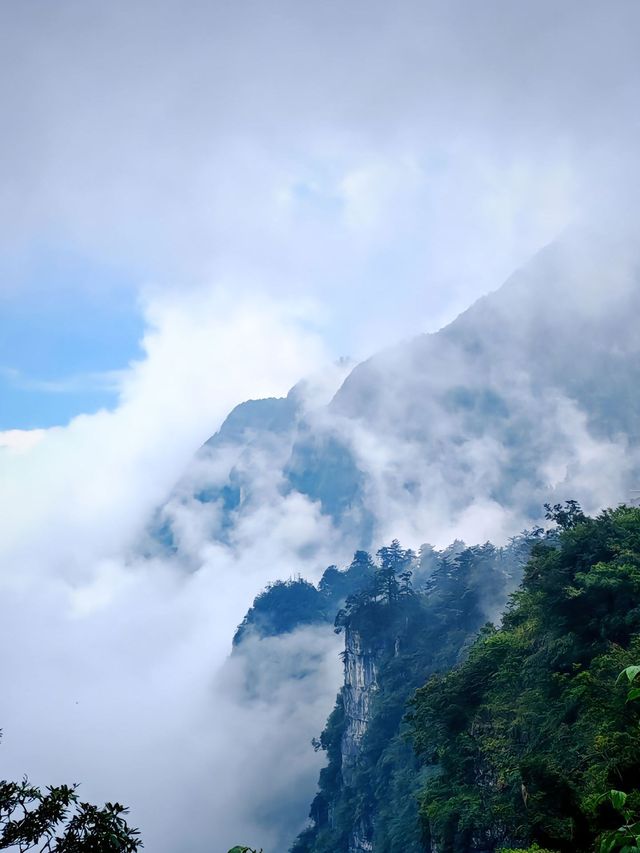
left=0, top=775, right=141, bottom=852
left=409, top=505, right=640, bottom=853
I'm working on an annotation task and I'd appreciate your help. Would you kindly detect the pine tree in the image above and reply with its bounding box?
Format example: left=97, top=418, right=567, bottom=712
left=375, top=540, right=416, bottom=604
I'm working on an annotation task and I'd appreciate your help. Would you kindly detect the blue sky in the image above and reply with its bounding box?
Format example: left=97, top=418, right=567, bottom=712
left=0, top=244, right=143, bottom=429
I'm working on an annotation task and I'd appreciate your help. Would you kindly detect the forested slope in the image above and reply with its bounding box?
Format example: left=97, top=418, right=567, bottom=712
left=410, top=504, right=640, bottom=853
left=284, top=504, right=640, bottom=853
left=285, top=537, right=535, bottom=852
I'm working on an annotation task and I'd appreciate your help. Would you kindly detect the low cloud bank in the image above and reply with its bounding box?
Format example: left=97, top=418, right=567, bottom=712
left=0, top=291, right=344, bottom=852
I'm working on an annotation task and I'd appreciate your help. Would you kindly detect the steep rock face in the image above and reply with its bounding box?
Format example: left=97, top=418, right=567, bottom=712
left=341, top=626, right=387, bottom=787
left=341, top=626, right=389, bottom=851
left=349, top=822, right=374, bottom=853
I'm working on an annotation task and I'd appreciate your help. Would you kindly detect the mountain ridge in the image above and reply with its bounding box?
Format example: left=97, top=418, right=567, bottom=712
left=152, top=229, right=640, bottom=567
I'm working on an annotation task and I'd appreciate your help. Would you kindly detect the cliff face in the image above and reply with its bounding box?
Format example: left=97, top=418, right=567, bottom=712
left=323, top=620, right=517, bottom=853
left=293, top=598, right=430, bottom=853
left=349, top=822, right=374, bottom=853
left=341, top=626, right=392, bottom=853
left=340, top=626, right=387, bottom=789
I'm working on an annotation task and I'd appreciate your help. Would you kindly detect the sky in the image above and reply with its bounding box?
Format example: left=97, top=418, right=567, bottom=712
left=1, top=1, right=640, bottom=850
left=2, top=0, right=631, bottom=427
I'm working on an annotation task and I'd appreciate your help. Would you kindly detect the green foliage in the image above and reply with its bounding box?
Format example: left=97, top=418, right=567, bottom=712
left=234, top=555, right=376, bottom=646
left=0, top=777, right=141, bottom=851
left=409, top=505, right=640, bottom=853
left=499, top=846, right=558, bottom=853
left=595, top=788, right=640, bottom=853
left=233, top=578, right=328, bottom=644
left=617, top=665, right=640, bottom=705
left=374, top=541, right=416, bottom=604
left=227, top=847, right=263, bottom=853
left=593, top=669, right=640, bottom=853
left=319, top=552, right=376, bottom=604
left=292, top=532, right=534, bottom=852
left=544, top=499, right=586, bottom=530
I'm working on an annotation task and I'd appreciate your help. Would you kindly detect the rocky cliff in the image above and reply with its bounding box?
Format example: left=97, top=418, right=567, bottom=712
left=340, top=626, right=388, bottom=790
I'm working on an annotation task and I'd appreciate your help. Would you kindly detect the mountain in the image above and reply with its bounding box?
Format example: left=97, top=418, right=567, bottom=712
left=147, top=228, right=640, bottom=852
left=153, top=228, right=640, bottom=562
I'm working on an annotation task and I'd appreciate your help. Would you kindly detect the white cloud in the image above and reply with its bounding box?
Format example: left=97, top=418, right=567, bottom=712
left=0, top=288, right=326, bottom=577
left=0, top=428, right=46, bottom=453
left=0, top=286, right=348, bottom=852
left=5, top=0, right=635, bottom=356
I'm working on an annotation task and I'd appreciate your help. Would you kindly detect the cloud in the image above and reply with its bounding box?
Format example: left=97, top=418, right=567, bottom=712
left=0, top=286, right=353, bottom=852
left=4, top=0, right=638, bottom=356
left=0, top=553, right=343, bottom=853
left=0, top=288, right=326, bottom=575
left=209, top=627, right=343, bottom=851
left=0, top=428, right=46, bottom=453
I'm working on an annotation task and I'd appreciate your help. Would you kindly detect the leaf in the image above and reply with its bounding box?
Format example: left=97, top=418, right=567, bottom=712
left=627, top=687, right=640, bottom=703
left=617, top=666, right=640, bottom=684
left=598, top=833, right=620, bottom=853
left=610, top=790, right=629, bottom=811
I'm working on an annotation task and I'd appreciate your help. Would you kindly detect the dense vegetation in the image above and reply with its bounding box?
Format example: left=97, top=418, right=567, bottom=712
left=103, top=501, right=640, bottom=853
left=290, top=534, right=535, bottom=852
left=282, top=504, right=640, bottom=853
left=67, top=500, right=640, bottom=853
left=409, top=504, right=640, bottom=852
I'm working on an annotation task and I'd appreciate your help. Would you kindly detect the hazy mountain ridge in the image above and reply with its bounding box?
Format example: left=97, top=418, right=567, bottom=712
left=153, top=230, right=640, bottom=562
left=134, top=230, right=640, bottom=853
left=139, top=232, right=640, bottom=850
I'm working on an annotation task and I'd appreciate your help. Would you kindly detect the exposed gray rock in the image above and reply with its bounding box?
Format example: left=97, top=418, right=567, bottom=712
left=340, top=626, right=387, bottom=786
left=349, top=824, right=374, bottom=853
left=339, top=625, right=393, bottom=850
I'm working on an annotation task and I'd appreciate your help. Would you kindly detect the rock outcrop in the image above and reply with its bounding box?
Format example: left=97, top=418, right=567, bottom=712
left=341, top=626, right=387, bottom=787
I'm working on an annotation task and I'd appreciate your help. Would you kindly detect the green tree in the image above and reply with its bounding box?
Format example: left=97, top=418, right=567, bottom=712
left=375, top=540, right=415, bottom=604
left=544, top=499, right=586, bottom=530
left=593, top=665, right=640, bottom=853
left=409, top=505, right=640, bottom=853
left=0, top=777, right=141, bottom=851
